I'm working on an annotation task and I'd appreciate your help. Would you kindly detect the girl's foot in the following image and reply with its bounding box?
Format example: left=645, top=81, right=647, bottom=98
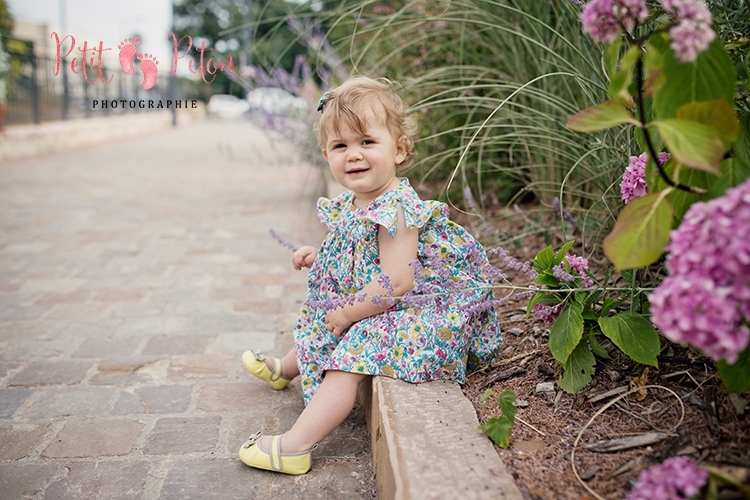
left=241, top=350, right=292, bottom=390
left=239, top=432, right=316, bottom=475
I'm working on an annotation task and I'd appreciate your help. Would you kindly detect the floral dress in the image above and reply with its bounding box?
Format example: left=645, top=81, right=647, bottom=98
left=293, top=178, right=501, bottom=404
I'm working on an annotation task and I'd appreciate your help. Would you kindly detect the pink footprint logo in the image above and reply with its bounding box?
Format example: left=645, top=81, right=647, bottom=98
left=137, top=53, right=159, bottom=90
left=117, top=37, right=140, bottom=74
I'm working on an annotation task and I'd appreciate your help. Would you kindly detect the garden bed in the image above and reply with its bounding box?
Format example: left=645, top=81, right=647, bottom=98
left=451, top=200, right=750, bottom=500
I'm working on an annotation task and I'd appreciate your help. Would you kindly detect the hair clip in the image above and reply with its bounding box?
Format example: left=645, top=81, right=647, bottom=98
left=317, top=92, right=331, bottom=113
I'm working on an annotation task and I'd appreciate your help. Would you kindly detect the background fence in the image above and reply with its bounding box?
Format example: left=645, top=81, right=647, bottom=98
left=3, top=36, right=168, bottom=125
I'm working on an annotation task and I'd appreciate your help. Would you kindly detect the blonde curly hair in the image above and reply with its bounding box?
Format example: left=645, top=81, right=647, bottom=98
left=315, top=76, right=417, bottom=168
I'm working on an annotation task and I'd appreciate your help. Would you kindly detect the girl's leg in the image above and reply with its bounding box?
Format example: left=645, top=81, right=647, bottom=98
left=264, top=348, right=300, bottom=379
left=277, top=370, right=367, bottom=452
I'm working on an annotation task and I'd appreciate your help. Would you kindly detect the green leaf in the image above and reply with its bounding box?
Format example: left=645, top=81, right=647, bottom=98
left=498, top=390, right=517, bottom=425
left=604, top=36, right=623, bottom=79
left=603, top=192, right=674, bottom=270
left=588, top=335, right=611, bottom=359
left=717, top=343, right=750, bottom=393
left=479, top=417, right=514, bottom=449
left=654, top=161, right=711, bottom=222
left=598, top=312, right=660, bottom=367
left=481, top=388, right=494, bottom=401
left=652, top=33, right=735, bottom=119
left=644, top=42, right=665, bottom=96
left=558, top=340, right=596, bottom=394
left=478, top=390, right=517, bottom=448
left=533, top=246, right=555, bottom=272
left=554, top=240, right=576, bottom=265
left=549, top=302, right=584, bottom=364
left=707, top=158, right=750, bottom=200
left=608, top=46, right=640, bottom=105
left=675, top=100, right=740, bottom=150
left=734, top=114, right=750, bottom=166
left=566, top=101, right=640, bottom=132
left=651, top=119, right=724, bottom=174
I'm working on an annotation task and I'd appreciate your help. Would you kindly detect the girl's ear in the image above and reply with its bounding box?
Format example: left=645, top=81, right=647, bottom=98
left=322, top=148, right=329, bottom=161
left=395, top=135, right=408, bottom=165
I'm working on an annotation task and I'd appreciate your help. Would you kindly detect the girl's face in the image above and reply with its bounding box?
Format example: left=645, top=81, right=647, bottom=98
left=322, top=111, right=407, bottom=207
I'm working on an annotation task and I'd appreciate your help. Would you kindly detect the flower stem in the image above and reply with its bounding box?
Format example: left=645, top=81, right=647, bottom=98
left=635, top=54, right=706, bottom=194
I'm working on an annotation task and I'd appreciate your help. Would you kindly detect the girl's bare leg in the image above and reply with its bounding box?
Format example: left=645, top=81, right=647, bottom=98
left=264, top=348, right=300, bottom=379
left=263, top=370, right=367, bottom=452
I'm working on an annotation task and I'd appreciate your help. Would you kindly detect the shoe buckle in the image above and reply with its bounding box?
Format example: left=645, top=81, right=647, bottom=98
left=242, top=431, right=262, bottom=449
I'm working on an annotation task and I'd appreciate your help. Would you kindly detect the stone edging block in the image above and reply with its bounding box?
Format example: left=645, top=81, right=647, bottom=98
left=359, top=377, right=524, bottom=500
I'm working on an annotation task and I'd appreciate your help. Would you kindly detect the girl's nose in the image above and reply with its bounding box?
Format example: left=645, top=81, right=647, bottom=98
left=347, top=148, right=363, bottom=161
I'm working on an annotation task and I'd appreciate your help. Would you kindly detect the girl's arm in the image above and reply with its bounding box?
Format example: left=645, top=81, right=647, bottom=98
left=326, top=204, right=419, bottom=337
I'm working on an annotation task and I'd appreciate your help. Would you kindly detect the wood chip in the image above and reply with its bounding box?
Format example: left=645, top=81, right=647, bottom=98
left=586, top=432, right=672, bottom=453
left=587, top=385, right=628, bottom=403
left=480, top=366, right=526, bottom=389
left=704, top=385, right=721, bottom=435
left=508, top=327, right=524, bottom=336
left=580, top=465, right=600, bottom=481
left=513, top=440, right=545, bottom=453
left=613, top=456, right=643, bottom=477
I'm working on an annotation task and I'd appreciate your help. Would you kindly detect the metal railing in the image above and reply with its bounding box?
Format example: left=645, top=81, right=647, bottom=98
left=4, top=37, right=166, bottom=125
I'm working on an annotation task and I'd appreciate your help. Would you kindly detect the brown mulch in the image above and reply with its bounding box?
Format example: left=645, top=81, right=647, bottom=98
left=424, top=184, right=750, bottom=500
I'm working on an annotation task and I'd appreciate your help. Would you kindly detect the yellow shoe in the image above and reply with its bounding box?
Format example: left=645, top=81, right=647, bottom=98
left=242, top=350, right=291, bottom=390
left=239, top=432, right=316, bottom=475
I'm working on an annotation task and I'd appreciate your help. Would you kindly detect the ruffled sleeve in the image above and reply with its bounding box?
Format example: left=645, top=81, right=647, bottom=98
left=362, top=179, right=449, bottom=237
left=317, top=191, right=353, bottom=231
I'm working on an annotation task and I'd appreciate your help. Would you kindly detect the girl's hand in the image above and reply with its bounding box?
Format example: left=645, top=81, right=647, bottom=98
left=292, top=246, right=317, bottom=270
left=325, top=308, right=353, bottom=338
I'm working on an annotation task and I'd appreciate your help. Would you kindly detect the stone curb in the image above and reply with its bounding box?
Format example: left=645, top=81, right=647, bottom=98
left=324, top=172, right=523, bottom=500
left=0, top=105, right=205, bottom=162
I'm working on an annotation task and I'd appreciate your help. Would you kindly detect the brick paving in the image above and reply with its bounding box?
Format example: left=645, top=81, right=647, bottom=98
left=0, top=120, right=375, bottom=499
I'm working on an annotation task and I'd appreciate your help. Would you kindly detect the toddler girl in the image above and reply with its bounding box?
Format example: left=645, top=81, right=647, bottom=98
left=239, top=76, right=502, bottom=475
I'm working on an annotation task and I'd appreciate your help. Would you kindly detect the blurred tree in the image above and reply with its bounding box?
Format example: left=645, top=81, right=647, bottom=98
left=1, top=0, right=15, bottom=35
left=173, top=0, right=313, bottom=96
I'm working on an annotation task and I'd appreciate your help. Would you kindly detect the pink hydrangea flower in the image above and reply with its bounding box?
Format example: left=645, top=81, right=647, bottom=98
left=649, top=177, right=750, bottom=364
left=620, top=152, right=670, bottom=203
left=658, top=0, right=715, bottom=62
left=580, top=0, right=649, bottom=43
left=626, top=456, right=708, bottom=500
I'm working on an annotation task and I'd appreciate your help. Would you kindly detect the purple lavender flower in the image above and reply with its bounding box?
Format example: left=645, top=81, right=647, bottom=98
left=649, top=178, right=750, bottom=364
left=463, top=186, right=480, bottom=213
left=553, top=265, right=577, bottom=282
left=626, top=456, right=708, bottom=500
left=552, top=197, right=579, bottom=230
left=580, top=0, right=649, bottom=43
left=533, top=303, right=564, bottom=323
left=269, top=229, right=298, bottom=252
left=658, top=0, right=715, bottom=63
left=378, top=274, right=395, bottom=297
left=621, top=152, right=671, bottom=203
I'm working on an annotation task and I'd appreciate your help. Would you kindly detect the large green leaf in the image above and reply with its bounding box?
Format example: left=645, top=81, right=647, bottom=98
left=651, top=119, right=724, bottom=174
left=652, top=33, right=735, bottom=119
left=717, top=343, right=750, bottom=393
left=598, top=312, right=660, bottom=367
left=566, top=101, right=640, bottom=132
left=558, top=340, right=596, bottom=394
left=603, top=192, right=674, bottom=270
left=676, top=100, right=739, bottom=150
left=549, top=302, right=584, bottom=365
left=706, top=158, right=750, bottom=200
left=735, top=114, right=750, bottom=165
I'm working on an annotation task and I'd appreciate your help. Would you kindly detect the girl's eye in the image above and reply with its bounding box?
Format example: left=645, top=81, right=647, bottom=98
left=333, top=143, right=346, bottom=149
left=362, top=139, right=374, bottom=145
